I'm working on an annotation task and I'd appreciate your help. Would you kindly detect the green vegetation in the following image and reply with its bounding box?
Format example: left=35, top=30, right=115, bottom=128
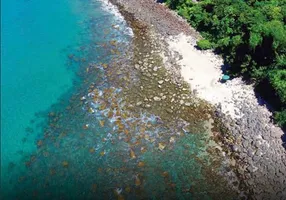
left=165, top=0, right=286, bottom=127
left=274, top=109, right=286, bottom=127
left=197, top=39, right=212, bottom=49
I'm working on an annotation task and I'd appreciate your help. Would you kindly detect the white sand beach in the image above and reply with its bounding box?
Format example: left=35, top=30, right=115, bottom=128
left=167, top=33, right=257, bottom=120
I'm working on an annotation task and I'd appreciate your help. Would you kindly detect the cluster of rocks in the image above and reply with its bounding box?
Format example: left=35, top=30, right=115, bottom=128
left=109, top=0, right=199, bottom=37
left=124, top=29, right=207, bottom=127
left=216, top=89, right=286, bottom=199
left=108, top=0, right=286, bottom=199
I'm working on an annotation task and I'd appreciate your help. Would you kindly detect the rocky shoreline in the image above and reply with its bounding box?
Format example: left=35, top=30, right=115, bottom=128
left=218, top=93, right=286, bottom=199
left=107, top=0, right=286, bottom=199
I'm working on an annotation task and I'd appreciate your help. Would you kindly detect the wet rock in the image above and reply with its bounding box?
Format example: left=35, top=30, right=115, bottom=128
left=158, top=143, right=166, bottom=151
left=62, top=161, right=69, bottom=168
left=127, top=104, right=134, bottom=109
left=184, top=102, right=191, bottom=107
left=158, top=80, right=164, bottom=84
left=169, top=137, right=175, bottom=143
left=153, top=96, right=161, bottom=101
left=166, top=108, right=173, bottom=113
left=136, top=101, right=142, bottom=106
left=138, top=161, right=145, bottom=167
left=88, top=107, right=95, bottom=113
left=182, top=126, right=190, bottom=134
left=130, top=149, right=136, bottom=159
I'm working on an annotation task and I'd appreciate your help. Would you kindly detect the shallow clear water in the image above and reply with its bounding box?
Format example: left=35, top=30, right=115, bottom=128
left=1, top=0, right=78, bottom=191
left=1, top=0, right=125, bottom=195
left=1, top=0, right=237, bottom=199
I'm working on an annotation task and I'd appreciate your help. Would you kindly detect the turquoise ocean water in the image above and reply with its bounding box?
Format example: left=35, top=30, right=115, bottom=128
left=1, top=0, right=79, bottom=190
left=1, top=0, right=77, bottom=173
left=1, top=0, right=237, bottom=199
left=1, top=0, right=130, bottom=197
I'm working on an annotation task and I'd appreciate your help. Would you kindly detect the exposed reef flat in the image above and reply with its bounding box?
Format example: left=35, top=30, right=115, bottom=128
left=107, top=0, right=286, bottom=199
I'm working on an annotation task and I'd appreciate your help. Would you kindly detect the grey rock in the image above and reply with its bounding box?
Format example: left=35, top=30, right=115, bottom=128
left=255, top=149, right=263, bottom=157
left=247, top=149, right=255, bottom=155
left=247, top=165, right=258, bottom=173
left=231, top=144, right=240, bottom=152
left=252, top=155, right=260, bottom=162
left=242, top=134, right=250, bottom=140
left=242, top=140, right=249, bottom=148
left=253, top=140, right=262, bottom=148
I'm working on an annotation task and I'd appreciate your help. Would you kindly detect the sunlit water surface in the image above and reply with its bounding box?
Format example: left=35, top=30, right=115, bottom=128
left=1, top=0, right=237, bottom=199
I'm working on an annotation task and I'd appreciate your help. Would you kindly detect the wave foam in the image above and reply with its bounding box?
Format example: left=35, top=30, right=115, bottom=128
left=95, top=0, right=134, bottom=37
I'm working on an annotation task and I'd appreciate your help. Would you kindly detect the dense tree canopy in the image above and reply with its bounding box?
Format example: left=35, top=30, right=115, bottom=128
left=165, top=0, right=286, bottom=127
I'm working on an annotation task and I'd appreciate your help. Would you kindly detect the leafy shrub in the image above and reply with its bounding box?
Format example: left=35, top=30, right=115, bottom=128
left=197, top=39, right=212, bottom=50
left=268, top=69, right=286, bottom=104
left=274, top=110, right=286, bottom=128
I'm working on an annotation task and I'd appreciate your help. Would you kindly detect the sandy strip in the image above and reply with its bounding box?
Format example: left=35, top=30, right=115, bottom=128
left=167, top=33, right=286, bottom=199
left=168, top=33, right=256, bottom=119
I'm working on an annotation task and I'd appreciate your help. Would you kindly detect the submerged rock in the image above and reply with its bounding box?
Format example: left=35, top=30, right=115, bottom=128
left=138, top=161, right=145, bottom=167
left=62, top=161, right=69, bottom=168
left=130, top=149, right=136, bottom=159
left=169, top=137, right=175, bottom=143
left=158, top=143, right=166, bottom=151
